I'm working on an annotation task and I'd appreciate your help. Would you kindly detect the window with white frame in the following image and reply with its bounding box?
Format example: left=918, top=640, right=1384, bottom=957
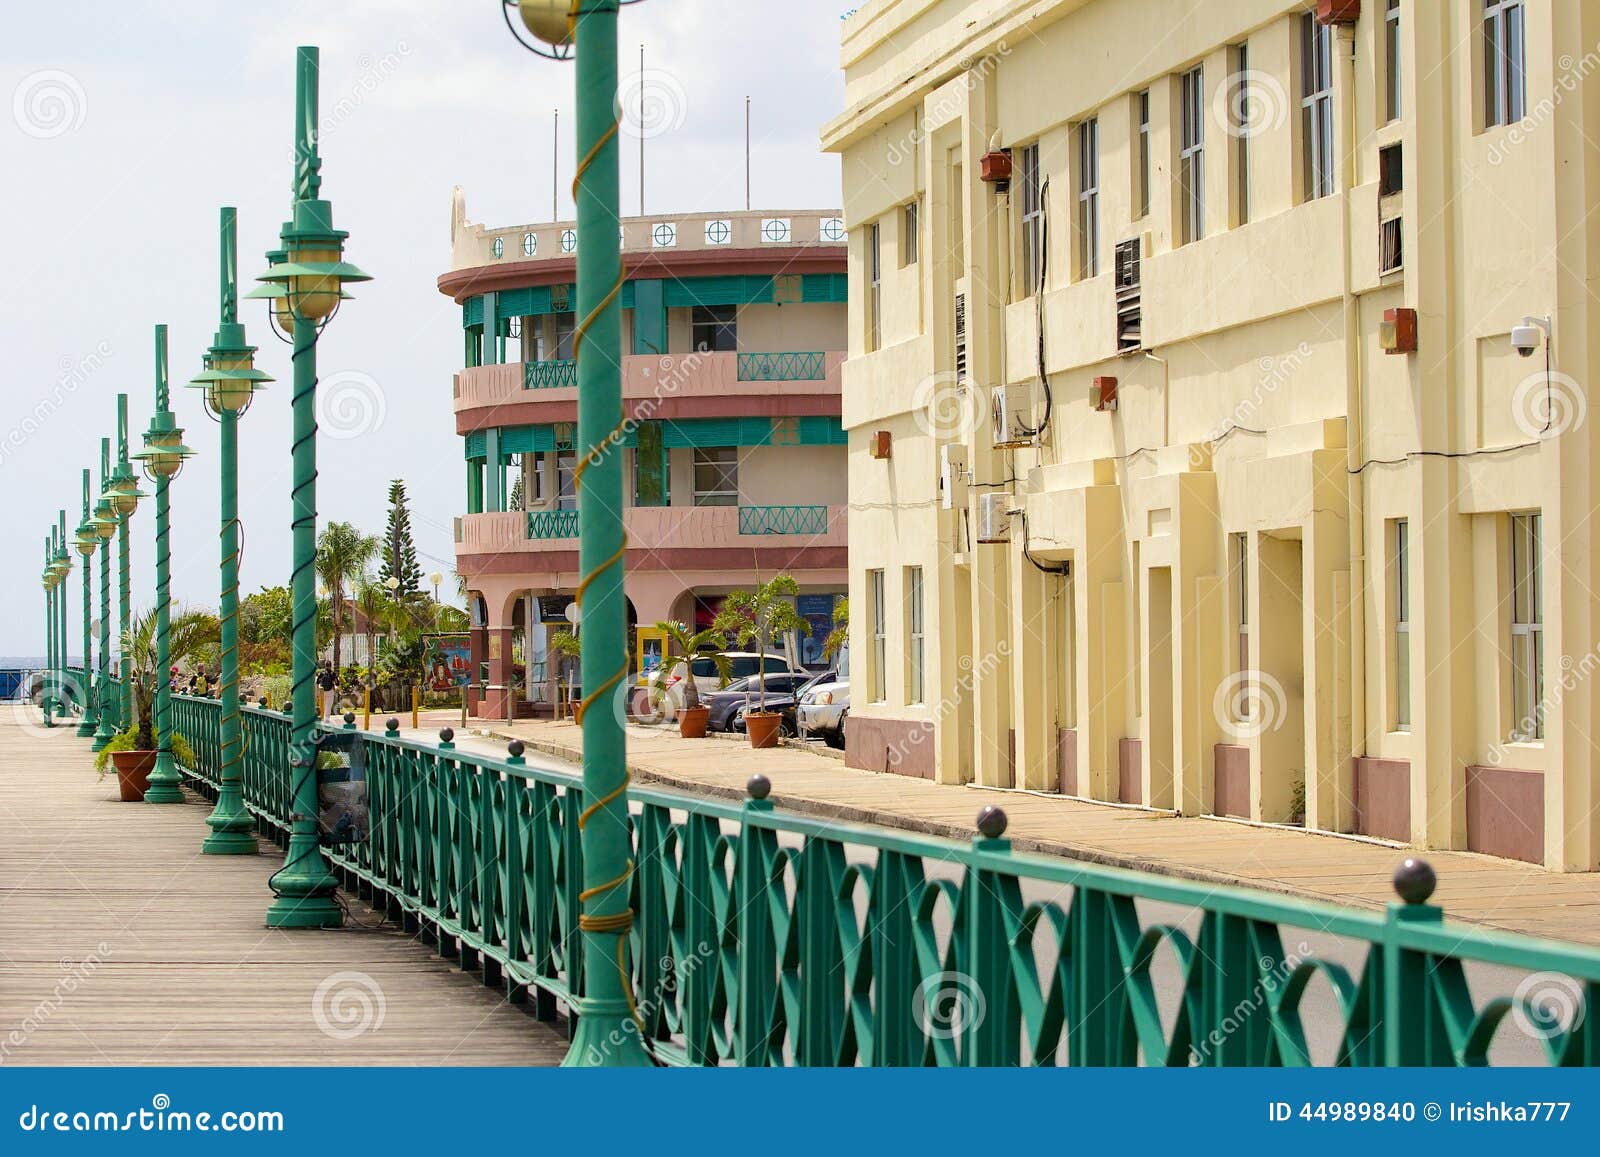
left=869, top=569, right=887, bottom=703
left=1076, top=119, right=1100, bottom=279
left=1301, top=14, right=1335, bottom=200
left=1234, top=532, right=1251, bottom=721
left=1232, top=43, right=1252, bottom=226
left=1179, top=66, right=1205, bottom=244
left=1018, top=142, right=1045, bottom=294
left=1393, top=519, right=1411, bottom=731
left=1385, top=0, right=1403, bottom=123
left=868, top=221, right=882, bottom=351
left=1485, top=0, right=1526, bottom=128
left=1510, top=512, right=1543, bottom=741
left=556, top=451, right=577, bottom=511
left=692, top=446, right=738, bottom=507
left=1136, top=90, right=1151, bottom=220
left=902, top=201, right=919, bottom=266
left=906, top=566, right=924, bottom=705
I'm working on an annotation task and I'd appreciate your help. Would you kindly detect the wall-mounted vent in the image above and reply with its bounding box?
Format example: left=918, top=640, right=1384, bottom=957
left=1115, top=238, right=1142, bottom=352
left=953, top=290, right=969, bottom=383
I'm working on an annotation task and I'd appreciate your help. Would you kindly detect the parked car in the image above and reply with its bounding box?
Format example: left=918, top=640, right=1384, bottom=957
left=704, top=671, right=814, bottom=733
left=642, top=651, right=796, bottom=718
left=797, top=677, right=850, bottom=749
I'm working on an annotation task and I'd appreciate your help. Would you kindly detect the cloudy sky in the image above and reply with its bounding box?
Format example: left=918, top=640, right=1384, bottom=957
left=0, top=0, right=846, bottom=658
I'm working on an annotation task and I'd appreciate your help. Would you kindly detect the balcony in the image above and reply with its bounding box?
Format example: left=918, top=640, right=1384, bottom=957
left=456, top=504, right=847, bottom=562
left=454, top=350, right=844, bottom=421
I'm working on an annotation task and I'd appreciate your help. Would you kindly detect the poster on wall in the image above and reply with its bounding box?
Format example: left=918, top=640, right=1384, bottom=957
left=422, top=633, right=472, bottom=690
left=797, top=594, right=840, bottom=669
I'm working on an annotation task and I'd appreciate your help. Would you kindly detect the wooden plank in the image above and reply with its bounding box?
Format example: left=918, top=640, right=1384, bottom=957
left=0, top=718, right=567, bottom=1066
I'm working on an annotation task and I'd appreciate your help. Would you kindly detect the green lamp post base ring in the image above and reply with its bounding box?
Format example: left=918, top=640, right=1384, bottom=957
left=144, top=752, right=186, bottom=804
left=561, top=993, right=657, bottom=1068
left=264, top=894, right=343, bottom=929
left=201, top=829, right=258, bottom=855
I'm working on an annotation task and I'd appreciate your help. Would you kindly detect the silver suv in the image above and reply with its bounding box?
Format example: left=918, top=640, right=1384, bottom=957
left=796, top=678, right=849, bottom=749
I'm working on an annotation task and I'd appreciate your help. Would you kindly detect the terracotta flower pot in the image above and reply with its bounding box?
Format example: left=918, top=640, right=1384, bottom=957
left=678, top=705, right=710, bottom=739
left=111, top=749, right=157, bottom=802
left=746, top=711, right=783, bottom=750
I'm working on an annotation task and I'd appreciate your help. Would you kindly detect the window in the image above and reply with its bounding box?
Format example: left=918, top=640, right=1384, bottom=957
left=692, top=446, right=738, bottom=507
left=1232, top=44, right=1252, bottom=226
left=553, top=312, right=576, bottom=360
left=1301, top=14, right=1335, bottom=200
left=1179, top=66, right=1205, bottom=244
left=868, top=569, right=887, bottom=703
left=691, top=305, right=737, bottom=353
left=1234, top=533, right=1250, bottom=718
left=1018, top=142, right=1045, bottom=294
left=906, top=567, right=925, bottom=705
left=867, top=222, right=882, bottom=351
left=1485, top=0, right=1526, bottom=128
left=1076, top=119, right=1100, bottom=279
left=1385, top=0, right=1403, bottom=122
left=556, top=451, right=577, bottom=511
left=1510, top=512, right=1543, bottom=741
left=1393, top=520, right=1411, bottom=731
left=1136, top=90, right=1151, bottom=219
left=901, top=201, right=919, bottom=266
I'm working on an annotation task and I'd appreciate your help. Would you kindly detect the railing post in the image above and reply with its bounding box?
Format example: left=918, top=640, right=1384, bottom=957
left=735, top=775, right=778, bottom=1067
left=1383, top=857, right=1446, bottom=1066
left=966, top=807, right=1020, bottom=1067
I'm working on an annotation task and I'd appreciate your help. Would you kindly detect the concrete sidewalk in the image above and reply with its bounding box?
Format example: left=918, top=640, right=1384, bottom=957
left=414, top=710, right=1600, bottom=947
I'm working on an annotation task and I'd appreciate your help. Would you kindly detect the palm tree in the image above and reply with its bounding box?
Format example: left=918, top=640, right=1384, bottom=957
left=652, top=620, right=732, bottom=713
left=316, top=521, right=379, bottom=672
left=715, top=575, right=809, bottom=713
left=352, top=574, right=396, bottom=687
left=121, top=606, right=220, bottom=749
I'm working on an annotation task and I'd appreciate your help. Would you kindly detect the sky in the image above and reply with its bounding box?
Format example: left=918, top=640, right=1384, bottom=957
left=0, top=0, right=847, bottom=657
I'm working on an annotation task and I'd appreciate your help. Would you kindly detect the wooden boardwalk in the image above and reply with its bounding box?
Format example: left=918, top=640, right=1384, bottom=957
left=0, top=715, right=567, bottom=1065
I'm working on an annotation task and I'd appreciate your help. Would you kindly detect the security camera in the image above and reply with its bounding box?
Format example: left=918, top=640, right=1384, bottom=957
left=1510, top=325, right=1542, bottom=358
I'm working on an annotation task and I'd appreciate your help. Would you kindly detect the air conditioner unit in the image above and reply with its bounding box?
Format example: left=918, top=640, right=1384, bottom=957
left=976, top=491, right=1012, bottom=544
left=992, top=380, right=1037, bottom=449
left=940, top=444, right=968, bottom=511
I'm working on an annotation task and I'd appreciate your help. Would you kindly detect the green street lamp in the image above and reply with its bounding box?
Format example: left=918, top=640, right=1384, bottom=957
left=248, top=46, right=370, bottom=927
left=502, top=0, right=651, bottom=1067
left=132, top=325, right=196, bottom=805
left=41, top=537, right=56, bottom=727
left=73, top=471, right=99, bottom=738
left=192, top=206, right=272, bottom=854
left=91, top=441, right=119, bottom=750
left=103, top=393, right=147, bottom=736
left=53, top=513, right=72, bottom=719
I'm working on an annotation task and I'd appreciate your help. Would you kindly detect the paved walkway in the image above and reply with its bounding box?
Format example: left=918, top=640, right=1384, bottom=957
left=424, top=712, right=1600, bottom=947
left=0, top=715, right=566, bottom=1065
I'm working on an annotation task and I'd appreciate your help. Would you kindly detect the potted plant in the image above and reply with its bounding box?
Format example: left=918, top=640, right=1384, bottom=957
left=715, top=576, right=810, bottom=749
left=547, top=630, right=585, bottom=719
left=93, top=606, right=215, bottom=800
left=651, top=621, right=732, bottom=739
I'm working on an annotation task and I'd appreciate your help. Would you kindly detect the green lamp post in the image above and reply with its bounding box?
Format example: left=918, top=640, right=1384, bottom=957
left=91, top=440, right=119, bottom=749
left=502, top=0, right=651, bottom=1067
left=103, top=394, right=148, bottom=735
left=54, top=513, right=72, bottom=718
left=193, top=205, right=272, bottom=854
left=73, top=471, right=99, bottom=737
left=41, top=538, right=55, bottom=727
left=248, top=46, right=369, bottom=926
left=133, top=325, right=196, bottom=805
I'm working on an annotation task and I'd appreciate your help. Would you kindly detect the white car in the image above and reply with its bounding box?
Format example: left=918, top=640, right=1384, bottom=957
left=797, top=678, right=850, bottom=749
left=642, top=652, right=797, bottom=716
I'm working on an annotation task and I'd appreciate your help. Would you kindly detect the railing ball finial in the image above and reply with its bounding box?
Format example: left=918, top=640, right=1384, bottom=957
left=257, top=696, right=267, bottom=708
left=385, top=716, right=400, bottom=732
left=507, top=738, right=525, bottom=759
left=439, top=726, right=454, bottom=743
left=343, top=711, right=356, bottom=725
left=1393, top=857, right=1437, bottom=905
left=747, top=773, right=771, bottom=801
left=976, top=805, right=1008, bottom=840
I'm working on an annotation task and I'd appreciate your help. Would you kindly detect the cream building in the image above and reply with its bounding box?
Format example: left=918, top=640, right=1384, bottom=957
left=822, top=0, right=1600, bottom=868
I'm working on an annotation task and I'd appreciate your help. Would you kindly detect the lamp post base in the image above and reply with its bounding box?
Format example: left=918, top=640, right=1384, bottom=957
left=265, top=892, right=342, bottom=928
left=75, top=709, right=98, bottom=738
left=143, top=751, right=185, bottom=804
left=90, top=718, right=116, bottom=752
left=264, top=825, right=342, bottom=927
left=202, top=791, right=257, bottom=855
left=561, top=994, right=657, bottom=1068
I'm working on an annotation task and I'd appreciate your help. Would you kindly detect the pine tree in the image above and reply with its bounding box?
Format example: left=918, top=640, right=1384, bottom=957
left=509, top=474, right=524, bottom=511
left=380, top=479, right=422, bottom=596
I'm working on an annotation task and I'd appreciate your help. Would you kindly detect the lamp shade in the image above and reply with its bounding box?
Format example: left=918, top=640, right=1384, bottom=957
left=102, top=469, right=148, bottom=516
left=134, top=425, right=196, bottom=481
left=74, top=519, right=98, bottom=556
left=189, top=322, right=272, bottom=415
left=91, top=499, right=118, bottom=540
left=518, top=0, right=579, bottom=46
left=253, top=202, right=369, bottom=325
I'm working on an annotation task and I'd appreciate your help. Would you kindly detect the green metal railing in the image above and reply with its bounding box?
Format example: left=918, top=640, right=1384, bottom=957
left=738, top=504, right=830, bottom=536
left=527, top=509, right=580, bottom=539
left=736, top=351, right=827, bottom=381
left=168, top=694, right=1600, bottom=1068
left=98, top=676, right=125, bottom=732
left=525, top=359, right=578, bottom=390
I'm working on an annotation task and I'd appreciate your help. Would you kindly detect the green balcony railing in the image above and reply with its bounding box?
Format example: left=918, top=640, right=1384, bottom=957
left=170, top=693, right=1600, bottom=1069
left=738, top=504, right=830, bottom=536
left=525, top=359, right=578, bottom=390
left=527, top=509, right=579, bottom=539
left=736, top=351, right=827, bottom=382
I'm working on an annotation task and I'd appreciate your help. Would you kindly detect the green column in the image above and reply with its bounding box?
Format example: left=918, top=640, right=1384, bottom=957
left=145, top=326, right=184, bottom=805
left=117, top=395, right=134, bottom=732
left=93, top=440, right=117, bottom=749
left=42, top=536, right=54, bottom=727
left=57, top=513, right=69, bottom=716
left=205, top=207, right=257, bottom=854
left=265, top=47, right=343, bottom=926
left=76, top=469, right=97, bottom=737
left=563, top=0, right=650, bottom=1069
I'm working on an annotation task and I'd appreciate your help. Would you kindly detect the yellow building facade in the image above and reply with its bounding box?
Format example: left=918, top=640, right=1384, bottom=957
left=823, top=0, right=1600, bottom=868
